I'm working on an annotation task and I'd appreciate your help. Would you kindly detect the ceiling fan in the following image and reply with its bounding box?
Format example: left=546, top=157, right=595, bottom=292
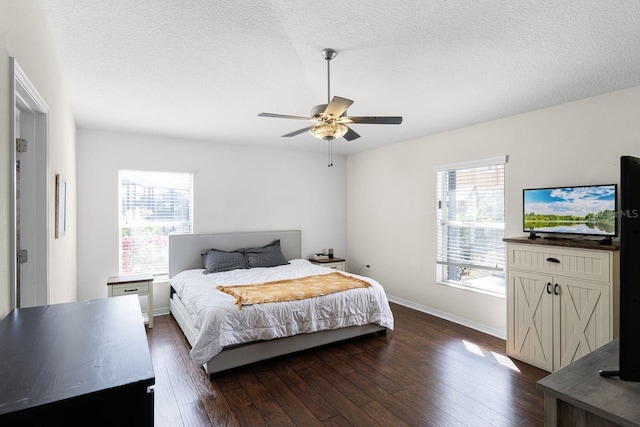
left=258, top=48, right=403, bottom=143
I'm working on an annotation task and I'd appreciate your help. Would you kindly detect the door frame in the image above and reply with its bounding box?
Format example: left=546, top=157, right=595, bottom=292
left=10, top=57, right=50, bottom=309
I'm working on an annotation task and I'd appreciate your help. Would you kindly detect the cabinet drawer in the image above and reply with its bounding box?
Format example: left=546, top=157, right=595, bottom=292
left=324, top=262, right=345, bottom=271
left=508, top=244, right=611, bottom=283
left=111, top=283, right=149, bottom=296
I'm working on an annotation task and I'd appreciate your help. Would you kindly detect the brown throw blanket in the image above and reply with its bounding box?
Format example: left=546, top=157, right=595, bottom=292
left=217, top=272, right=371, bottom=309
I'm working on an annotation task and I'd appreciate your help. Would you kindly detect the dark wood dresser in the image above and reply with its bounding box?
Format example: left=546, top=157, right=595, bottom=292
left=0, top=296, right=155, bottom=425
left=537, top=338, right=640, bottom=426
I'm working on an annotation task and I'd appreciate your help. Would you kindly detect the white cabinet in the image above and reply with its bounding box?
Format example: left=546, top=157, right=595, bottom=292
left=107, top=274, right=154, bottom=328
left=505, top=239, right=619, bottom=372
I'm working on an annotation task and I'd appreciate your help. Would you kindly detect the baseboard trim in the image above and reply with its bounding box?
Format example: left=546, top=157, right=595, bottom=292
left=153, top=307, right=170, bottom=317
left=386, top=294, right=506, bottom=340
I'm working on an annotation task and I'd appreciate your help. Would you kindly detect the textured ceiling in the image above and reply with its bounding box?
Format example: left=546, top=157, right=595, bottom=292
left=42, top=0, right=640, bottom=155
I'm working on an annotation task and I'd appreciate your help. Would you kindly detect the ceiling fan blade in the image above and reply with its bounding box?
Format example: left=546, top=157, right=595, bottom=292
left=282, top=127, right=311, bottom=137
left=343, top=127, right=360, bottom=141
left=324, top=96, right=354, bottom=118
left=341, top=116, right=403, bottom=124
left=259, top=112, right=312, bottom=120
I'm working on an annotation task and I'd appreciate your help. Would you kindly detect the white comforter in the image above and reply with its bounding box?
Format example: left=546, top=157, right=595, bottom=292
left=170, top=259, right=394, bottom=365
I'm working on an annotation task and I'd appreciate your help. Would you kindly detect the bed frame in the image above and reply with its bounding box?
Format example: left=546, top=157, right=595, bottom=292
left=168, top=230, right=386, bottom=375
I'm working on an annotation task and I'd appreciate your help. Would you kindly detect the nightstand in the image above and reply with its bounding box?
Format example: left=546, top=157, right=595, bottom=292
left=107, top=274, right=154, bottom=328
left=309, top=257, right=345, bottom=271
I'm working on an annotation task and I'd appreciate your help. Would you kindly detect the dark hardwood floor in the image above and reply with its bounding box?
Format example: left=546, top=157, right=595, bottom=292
left=146, top=303, right=548, bottom=426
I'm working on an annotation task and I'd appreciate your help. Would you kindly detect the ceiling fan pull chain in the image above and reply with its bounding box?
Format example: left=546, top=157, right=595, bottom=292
left=328, top=140, right=334, bottom=167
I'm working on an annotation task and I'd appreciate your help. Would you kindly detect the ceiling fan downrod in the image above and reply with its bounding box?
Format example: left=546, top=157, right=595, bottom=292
left=323, top=48, right=337, bottom=167
left=322, top=48, right=337, bottom=105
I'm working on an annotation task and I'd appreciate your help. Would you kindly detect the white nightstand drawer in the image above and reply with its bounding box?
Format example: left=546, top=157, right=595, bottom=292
left=323, top=262, right=345, bottom=271
left=111, top=283, right=149, bottom=296
left=309, top=258, right=346, bottom=271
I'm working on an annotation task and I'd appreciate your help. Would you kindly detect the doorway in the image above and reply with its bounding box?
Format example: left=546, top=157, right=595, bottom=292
left=11, top=58, right=50, bottom=308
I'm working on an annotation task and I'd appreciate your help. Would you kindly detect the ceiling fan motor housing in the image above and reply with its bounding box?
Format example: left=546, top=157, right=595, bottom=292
left=311, top=104, right=328, bottom=118
left=311, top=104, right=347, bottom=120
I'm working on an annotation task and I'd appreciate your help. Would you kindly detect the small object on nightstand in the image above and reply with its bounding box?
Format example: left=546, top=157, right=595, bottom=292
left=107, top=273, right=154, bottom=328
left=309, top=257, right=345, bottom=271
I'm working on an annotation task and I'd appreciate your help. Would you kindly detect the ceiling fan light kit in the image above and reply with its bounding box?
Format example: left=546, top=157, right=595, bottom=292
left=258, top=48, right=402, bottom=166
left=310, top=122, right=348, bottom=140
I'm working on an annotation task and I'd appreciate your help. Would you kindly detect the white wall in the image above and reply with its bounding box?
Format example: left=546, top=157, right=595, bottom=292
left=77, top=128, right=347, bottom=313
left=0, top=0, right=77, bottom=318
left=348, top=86, right=640, bottom=337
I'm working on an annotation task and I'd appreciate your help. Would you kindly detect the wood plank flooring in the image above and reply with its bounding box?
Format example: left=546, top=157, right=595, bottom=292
left=146, top=303, right=548, bottom=426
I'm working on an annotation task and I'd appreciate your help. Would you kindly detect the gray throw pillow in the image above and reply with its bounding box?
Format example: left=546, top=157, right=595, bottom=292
left=201, top=248, right=247, bottom=274
left=243, top=240, right=289, bottom=268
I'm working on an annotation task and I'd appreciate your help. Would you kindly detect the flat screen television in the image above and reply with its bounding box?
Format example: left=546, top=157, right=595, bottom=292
left=523, top=184, right=618, bottom=239
left=599, top=156, right=640, bottom=381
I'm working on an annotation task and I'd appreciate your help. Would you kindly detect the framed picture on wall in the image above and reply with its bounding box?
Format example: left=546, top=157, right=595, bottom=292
left=55, top=174, right=67, bottom=238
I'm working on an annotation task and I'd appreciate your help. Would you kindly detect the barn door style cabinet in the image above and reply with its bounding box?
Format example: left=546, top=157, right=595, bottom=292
left=504, top=237, right=619, bottom=372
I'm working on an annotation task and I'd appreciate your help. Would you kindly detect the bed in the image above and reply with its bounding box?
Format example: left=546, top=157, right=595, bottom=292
left=168, top=230, right=394, bottom=375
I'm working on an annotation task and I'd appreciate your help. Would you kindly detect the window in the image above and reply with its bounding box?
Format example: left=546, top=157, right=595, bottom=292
left=119, top=170, right=193, bottom=276
left=435, top=156, right=506, bottom=296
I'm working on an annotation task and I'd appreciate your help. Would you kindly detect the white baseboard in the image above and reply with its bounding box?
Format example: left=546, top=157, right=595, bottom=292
left=386, top=294, right=506, bottom=340
left=153, top=307, right=170, bottom=316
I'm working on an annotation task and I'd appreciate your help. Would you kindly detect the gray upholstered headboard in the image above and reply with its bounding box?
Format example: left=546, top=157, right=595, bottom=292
left=168, top=230, right=301, bottom=278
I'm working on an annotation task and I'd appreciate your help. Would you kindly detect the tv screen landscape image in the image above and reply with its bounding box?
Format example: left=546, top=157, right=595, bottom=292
left=523, top=184, right=617, bottom=236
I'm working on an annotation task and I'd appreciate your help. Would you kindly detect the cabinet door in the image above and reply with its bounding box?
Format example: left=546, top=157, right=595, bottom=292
left=554, top=278, right=611, bottom=370
left=508, top=271, right=554, bottom=371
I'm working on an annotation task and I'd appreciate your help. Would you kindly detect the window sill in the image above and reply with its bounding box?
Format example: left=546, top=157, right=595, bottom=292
left=437, top=280, right=505, bottom=299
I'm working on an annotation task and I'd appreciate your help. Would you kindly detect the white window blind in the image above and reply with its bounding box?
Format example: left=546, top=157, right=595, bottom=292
left=119, top=170, right=193, bottom=276
left=436, top=157, right=506, bottom=294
